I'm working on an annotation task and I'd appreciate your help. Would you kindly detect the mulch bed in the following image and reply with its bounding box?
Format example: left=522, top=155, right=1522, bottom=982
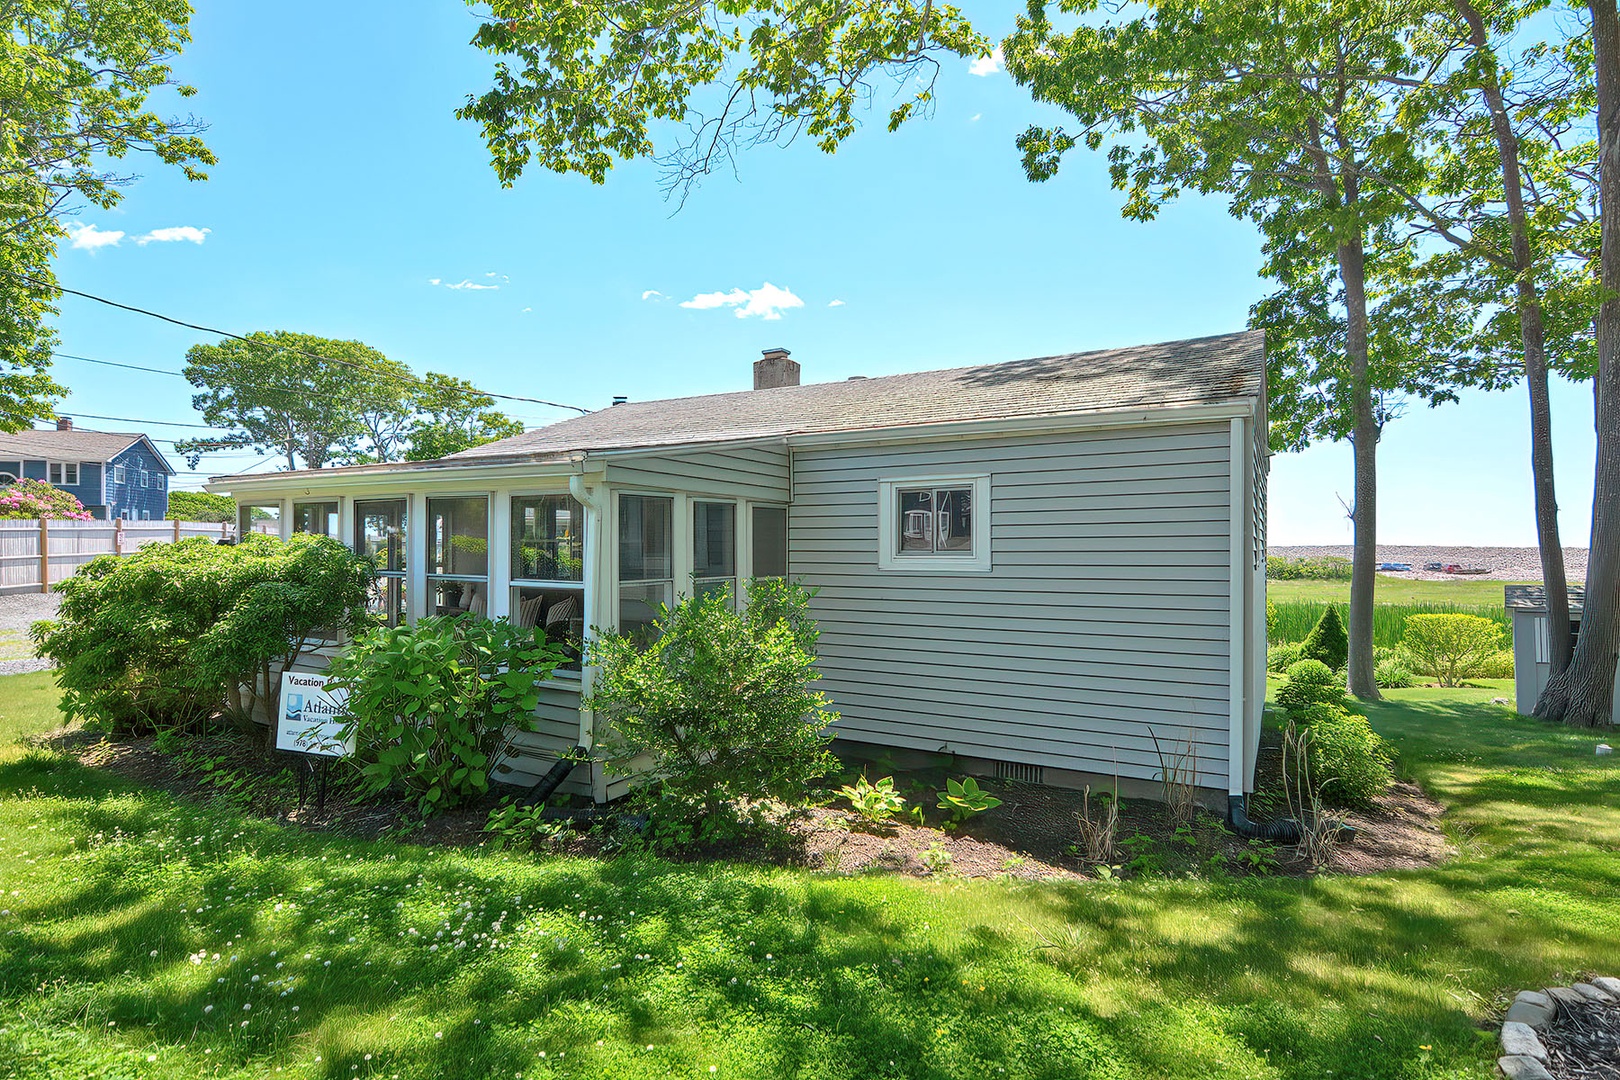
left=1544, top=998, right=1620, bottom=1080
left=41, top=726, right=1453, bottom=882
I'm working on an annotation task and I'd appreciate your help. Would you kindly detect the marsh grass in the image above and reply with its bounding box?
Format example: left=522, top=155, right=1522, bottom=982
left=0, top=671, right=1618, bottom=1079
left=1269, top=599, right=1508, bottom=647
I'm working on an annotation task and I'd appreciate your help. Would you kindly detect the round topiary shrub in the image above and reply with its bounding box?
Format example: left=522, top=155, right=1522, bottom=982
left=1299, top=605, right=1349, bottom=671
left=1276, top=658, right=1349, bottom=718
left=1310, top=712, right=1394, bottom=809
left=1291, top=701, right=1353, bottom=727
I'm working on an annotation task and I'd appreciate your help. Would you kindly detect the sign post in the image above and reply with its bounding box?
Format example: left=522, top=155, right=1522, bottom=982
left=277, top=671, right=354, bottom=814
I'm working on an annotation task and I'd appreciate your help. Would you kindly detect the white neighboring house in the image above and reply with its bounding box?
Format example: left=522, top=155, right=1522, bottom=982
left=207, top=332, right=1270, bottom=808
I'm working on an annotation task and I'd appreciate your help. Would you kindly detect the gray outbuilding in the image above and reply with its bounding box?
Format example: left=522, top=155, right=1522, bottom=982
left=1505, top=584, right=1620, bottom=720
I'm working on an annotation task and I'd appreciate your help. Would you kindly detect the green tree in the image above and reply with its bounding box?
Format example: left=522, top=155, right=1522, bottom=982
left=457, top=0, right=985, bottom=195
left=1004, top=0, right=1502, bottom=699
left=404, top=373, right=523, bottom=460
left=1400, top=612, right=1505, bottom=687
left=1539, top=0, right=1620, bottom=726
left=165, top=490, right=236, bottom=522
left=0, top=0, right=214, bottom=430
left=175, top=332, right=418, bottom=470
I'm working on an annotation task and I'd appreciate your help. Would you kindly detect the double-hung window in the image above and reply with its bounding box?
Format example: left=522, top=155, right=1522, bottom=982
left=427, top=496, right=489, bottom=619
left=112, top=465, right=126, bottom=485
left=618, top=494, right=673, bottom=643
left=692, top=500, right=737, bottom=604
left=48, top=462, right=79, bottom=486
left=877, top=475, right=991, bottom=572
left=511, top=493, right=585, bottom=669
left=355, top=499, right=407, bottom=626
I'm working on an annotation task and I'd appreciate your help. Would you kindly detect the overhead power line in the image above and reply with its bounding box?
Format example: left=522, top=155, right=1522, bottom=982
left=7, top=272, right=592, bottom=414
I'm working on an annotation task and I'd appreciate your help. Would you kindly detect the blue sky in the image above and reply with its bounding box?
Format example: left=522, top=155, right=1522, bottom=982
left=40, top=2, right=1597, bottom=546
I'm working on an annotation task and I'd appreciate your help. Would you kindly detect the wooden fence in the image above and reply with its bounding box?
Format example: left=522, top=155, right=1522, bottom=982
left=0, top=519, right=238, bottom=594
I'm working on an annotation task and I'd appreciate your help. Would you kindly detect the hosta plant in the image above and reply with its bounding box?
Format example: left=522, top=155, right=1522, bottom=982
left=839, top=774, right=906, bottom=824
left=936, top=776, right=1002, bottom=823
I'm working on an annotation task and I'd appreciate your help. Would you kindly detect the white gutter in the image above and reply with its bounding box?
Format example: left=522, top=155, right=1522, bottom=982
left=1227, top=417, right=1247, bottom=796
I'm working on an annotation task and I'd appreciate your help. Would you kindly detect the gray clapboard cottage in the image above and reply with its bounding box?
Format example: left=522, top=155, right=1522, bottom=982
left=207, top=331, right=1269, bottom=804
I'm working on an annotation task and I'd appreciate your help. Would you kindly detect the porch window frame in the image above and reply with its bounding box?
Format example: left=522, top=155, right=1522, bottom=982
left=615, top=490, right=677, bottom=641
left=354, top=496, right=409, bottom=627
left=876, top=473, right=992, bottom=573
left=48, top=461, right=80, bottom=486
left=691, top=498, right=738, bottom=606
left=425, top=493, right=492, bottom=619
left=509, top=489, right=588, bottom=678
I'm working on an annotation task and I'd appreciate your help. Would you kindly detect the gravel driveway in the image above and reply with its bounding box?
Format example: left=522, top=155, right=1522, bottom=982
left=0, top=592, right=60, bottom=675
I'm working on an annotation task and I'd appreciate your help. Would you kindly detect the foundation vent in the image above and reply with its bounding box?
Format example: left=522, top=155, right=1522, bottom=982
left=994, top=761, right=1044, bottom=785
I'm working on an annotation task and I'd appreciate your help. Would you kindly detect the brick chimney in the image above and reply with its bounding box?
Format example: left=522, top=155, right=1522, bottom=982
left=55, top=416, right=72, bottom=431
left=754, top=347, right=800, bottom=390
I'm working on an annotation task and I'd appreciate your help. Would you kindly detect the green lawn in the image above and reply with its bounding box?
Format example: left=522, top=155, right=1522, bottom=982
left=1265, top=577, right=1530, bottom=606
left=2, top=671, right=1618, bottom=1079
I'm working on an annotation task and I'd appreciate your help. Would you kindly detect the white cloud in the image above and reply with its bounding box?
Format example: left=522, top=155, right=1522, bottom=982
left=968, top=47, right=1003, bottom=77
left=485, top=272, right=510, bottom=282
left=136, top=225, right=210, bottom=245
left=970, top=113, right=982, bottom=122
left=521, top=306, right=532, bottom=313
left=641, top=289, right=666, bottom=301
left=67, top=223, right=125, bottom=250
left=679, top=282, right=804, bottom=320
left=827, top=299, right=846, bottom=307
left=429, top=278, right=499, bottom=291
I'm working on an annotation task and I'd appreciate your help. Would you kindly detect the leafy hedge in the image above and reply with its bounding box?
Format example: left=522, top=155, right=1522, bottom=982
left=1266, top=556, right=1353, bottom=581
left=0, top=478, right=91, bottom=520
left=32, top=534, right=374, bottom=732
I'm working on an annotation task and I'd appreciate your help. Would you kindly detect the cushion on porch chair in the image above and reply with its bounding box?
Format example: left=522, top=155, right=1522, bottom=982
left=515, top=594, right=545, bottom=629
left=464, top=582, right=485, bottom=618
left=544, top=594, right=579, bottom=638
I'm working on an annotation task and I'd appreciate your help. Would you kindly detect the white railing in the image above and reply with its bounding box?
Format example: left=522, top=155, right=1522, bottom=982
left=0, top=518, right=237, bottom=594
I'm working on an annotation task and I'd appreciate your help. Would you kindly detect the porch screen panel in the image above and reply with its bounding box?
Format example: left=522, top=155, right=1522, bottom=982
left=511, top=493, right=585, bottom=669
left=238, top=502, right=281, bottom=538
left=692, top=500, right=736, bottom=605
left=751, top=505, right=787, bottom=578
left=427, top=496, right=489, bottom=618
left=355, top=498, right=407, bottom=626
left=618, top=494, right=673, bottom=643
left=292, top=500, right=338, bottom=537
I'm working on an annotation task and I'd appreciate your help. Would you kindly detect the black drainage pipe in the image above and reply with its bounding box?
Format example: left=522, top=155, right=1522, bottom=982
left=525, top=746, right=587, bottom=805
left=1227, top=794, right=1302, bottom=843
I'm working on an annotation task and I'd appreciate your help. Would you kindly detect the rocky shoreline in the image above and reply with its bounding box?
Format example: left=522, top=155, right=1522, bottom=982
left=1268, top=545, right=1586, bottom=582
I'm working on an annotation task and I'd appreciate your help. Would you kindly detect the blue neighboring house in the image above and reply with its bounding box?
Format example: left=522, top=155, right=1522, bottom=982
left=0, top=418, right=174, bottom=520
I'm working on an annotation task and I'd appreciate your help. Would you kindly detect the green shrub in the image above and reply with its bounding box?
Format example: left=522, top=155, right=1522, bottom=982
left=1266, top=555, right=1354, bottom=581
left=587, top=579, right=838, bottom=827
left=32, top=534, right=373, bottom=733
left=1374, top=659, right=1417, bottom=689
left=936, top=776, right=1002, bottom=823
left=1290, top=701, right=1354, bottom=727
left=1268, top=601, right=1508, bottom=647
left=1299, top=605, right=1349, bottom=670
left=840, top=775, right=906, bottom=824
left=327, top=616, right=565, bottom=816
left=1275, top=659, right=1348, bottom=718
left=1267, top=642, right=1304, bottom=674
left=1478, top=650, right=1515, bottom=679
left=165, top=490, right=237, bottom=522
left=1400, top=614, right=1506, bottom=687
left=1309, top=712, right=1394, bottom=809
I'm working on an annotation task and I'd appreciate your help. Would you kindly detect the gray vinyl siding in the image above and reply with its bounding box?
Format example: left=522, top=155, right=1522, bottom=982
left=791, top=422, right=1235, bottom=789
left=495, top=681, right=593, bottom=796
left=604, top=444, right=790, bottom=502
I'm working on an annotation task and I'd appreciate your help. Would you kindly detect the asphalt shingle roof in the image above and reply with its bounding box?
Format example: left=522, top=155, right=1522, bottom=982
left=1505, top=584, right=1586, bottom=614
left=0, top=428, right=167, bottom=467
left=450, top=330, right=1265, bottom=461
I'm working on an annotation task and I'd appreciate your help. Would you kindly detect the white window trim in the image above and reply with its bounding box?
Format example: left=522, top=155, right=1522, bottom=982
left=49, top=461, right=80, bottom=486
left=876, top=474, right=991, bottom=573
left=112, top=465, right=126, bottom=484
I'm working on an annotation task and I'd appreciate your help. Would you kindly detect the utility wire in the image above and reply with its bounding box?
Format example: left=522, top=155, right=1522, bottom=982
left=8, top=272, right=593, bottom=414
left=49, top=352, right=557, bottom=428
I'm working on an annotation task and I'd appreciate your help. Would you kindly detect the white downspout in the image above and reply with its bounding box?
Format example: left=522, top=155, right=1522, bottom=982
left=1227, top=417, right=1247, bottom=796
left=569, top=470, right=605, bottom=753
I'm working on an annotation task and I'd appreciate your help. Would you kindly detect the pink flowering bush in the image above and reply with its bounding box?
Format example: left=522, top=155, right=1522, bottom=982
left=0, top=478, right=92, bottom=520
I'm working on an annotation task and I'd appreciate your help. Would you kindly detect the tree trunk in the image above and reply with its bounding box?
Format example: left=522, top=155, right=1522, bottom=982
left=1537, top=0, right=1620, bottom=726
left=1456, top=0, right=1574, bottom=679
left=1339, top=229, right=1382, bottom=700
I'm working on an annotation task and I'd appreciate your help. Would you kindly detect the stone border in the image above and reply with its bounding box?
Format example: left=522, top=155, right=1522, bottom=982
left=1499, top=976, right=1620, bottom=1078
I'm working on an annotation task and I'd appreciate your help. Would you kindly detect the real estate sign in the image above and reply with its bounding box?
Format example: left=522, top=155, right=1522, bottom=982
left=276, top=671, right=354, bottom=758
